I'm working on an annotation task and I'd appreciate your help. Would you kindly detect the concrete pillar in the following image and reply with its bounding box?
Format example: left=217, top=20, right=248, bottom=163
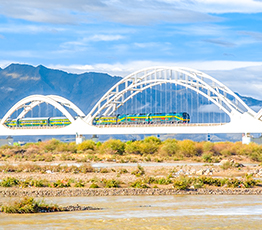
left=242, top=133, right=251, bottom=144
left=76, top=133, right=84, bottom=144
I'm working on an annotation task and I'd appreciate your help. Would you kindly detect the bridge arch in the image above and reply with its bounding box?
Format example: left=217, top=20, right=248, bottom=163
left=85, top=66, right=255, bottom=123
left=1, top=95, right=85, bottom=125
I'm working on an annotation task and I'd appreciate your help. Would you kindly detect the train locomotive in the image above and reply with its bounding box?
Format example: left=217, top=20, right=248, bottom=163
left=93, top=112, right=190, bottom=125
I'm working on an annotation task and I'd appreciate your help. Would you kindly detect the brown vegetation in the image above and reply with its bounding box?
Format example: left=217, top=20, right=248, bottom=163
left=1, top=137, right=262, bottom=164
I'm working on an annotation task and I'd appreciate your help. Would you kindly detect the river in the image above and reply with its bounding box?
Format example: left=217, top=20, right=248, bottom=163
left=1, top=195, right=262, bottom=229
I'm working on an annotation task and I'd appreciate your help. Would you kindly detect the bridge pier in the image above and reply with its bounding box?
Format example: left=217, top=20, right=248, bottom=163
left=242, top=133, right=251, bottom=144
left=76, top=133, right=84, bottom=144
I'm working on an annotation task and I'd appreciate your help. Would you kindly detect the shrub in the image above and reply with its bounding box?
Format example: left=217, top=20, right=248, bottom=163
left=77, top=140, right=96, bottom=151
left=104, top=179, right=120, bottom=188
left=202, top=153, right=213, bottom=163
left=100, top=168, right=109, bottom=173
left=220, top=161, right=232, bottom=170
left=173, top=176, right=191, bottom=190
left=131, top=164, right=145, bottom=177
left=159, top=139, right=178, bottom=157
left=74, top=180, right=85, bottom=187
left=50, top=180, right=71, bottom=188
left=1, top=197, right=60, bottom=213
left=79, top=163, right=94, bottom=173
left=144, top=136, right=161, bottom=145
left=1, top=177, right=19, bottom=187
left=99, top=139, right=125, bottom=155
left=90, top=183, right=99, bottom=188
left=203, top=142, right=215, bottom=153
left=42, top=139, right=61, bottom=152
left=19, top=179, right=48, bottom=188
left=140, top=142, right=159, bottom=155
left=119, top=168, right=128, bottom=174
left=178, top=140, right=197, bottom=157
left=130, top=180, right=149, bottom=188
left=125, top=141, right=142, bottom=155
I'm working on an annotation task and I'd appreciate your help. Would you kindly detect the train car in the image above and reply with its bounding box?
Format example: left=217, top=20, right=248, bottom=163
left=93, top=116, right=118, bottom=125
left=18, top=117, right=49, bottom=127
left=49, top=117, right=71, bottom=126
left=148, top=112, right=190, bottom=124
left=4, top=119, right=18, bottom=127
left=92, top=112, right=190, bottom=126
left=148, top=113, right=170, bottom=123
left=124, top=113, right=149, bottom=124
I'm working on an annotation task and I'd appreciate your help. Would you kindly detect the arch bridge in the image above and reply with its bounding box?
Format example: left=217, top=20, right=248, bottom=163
left=0, top=66, right=262, bottom=139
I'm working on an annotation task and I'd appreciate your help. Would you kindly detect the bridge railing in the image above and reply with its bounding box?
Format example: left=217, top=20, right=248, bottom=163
left=94, top=123, right=226, bottom=128
left=4, top=125, right=68, bottom=130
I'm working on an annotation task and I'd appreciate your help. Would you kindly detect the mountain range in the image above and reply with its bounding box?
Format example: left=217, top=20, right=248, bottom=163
left=0, top=64, right=121, bottom=118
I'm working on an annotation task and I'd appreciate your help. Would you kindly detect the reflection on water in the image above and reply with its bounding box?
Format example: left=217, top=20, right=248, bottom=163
left=1, top=195, right=262, bottom=229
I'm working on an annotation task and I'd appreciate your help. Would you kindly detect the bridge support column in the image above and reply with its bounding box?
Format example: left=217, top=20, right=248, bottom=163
left=76, top=133, right=84, bottom=144
left=242, top=133, right=251, bottom=144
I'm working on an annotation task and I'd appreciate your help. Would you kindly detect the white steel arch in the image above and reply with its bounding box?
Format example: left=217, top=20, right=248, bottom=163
left=15, top=95, right=85, bottom=119
left=0, top=95, right=82, bottom=125
left=86, top=66, right=256, bottom=123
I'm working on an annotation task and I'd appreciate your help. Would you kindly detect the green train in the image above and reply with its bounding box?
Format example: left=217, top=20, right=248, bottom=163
left=93, top=112, right=190, bottom=125
left=4, top=117, right=71, bottom=127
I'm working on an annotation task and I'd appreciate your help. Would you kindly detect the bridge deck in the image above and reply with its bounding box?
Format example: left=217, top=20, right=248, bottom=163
left=3, top=123, right=227, bottom=130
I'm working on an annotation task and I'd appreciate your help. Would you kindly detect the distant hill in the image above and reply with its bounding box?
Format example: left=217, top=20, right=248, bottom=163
left=0, top=64, right=121, bottom=117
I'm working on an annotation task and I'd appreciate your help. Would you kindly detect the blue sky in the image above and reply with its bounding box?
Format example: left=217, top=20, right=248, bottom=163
left=1, top=0, right=262, bottom=98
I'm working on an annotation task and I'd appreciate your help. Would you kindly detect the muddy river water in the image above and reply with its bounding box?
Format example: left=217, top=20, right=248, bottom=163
left=1, top=195, right=262, bottom=229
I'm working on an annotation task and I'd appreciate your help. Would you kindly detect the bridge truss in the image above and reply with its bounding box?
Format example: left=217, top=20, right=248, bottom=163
left=85, top=67, right=256, bottom=124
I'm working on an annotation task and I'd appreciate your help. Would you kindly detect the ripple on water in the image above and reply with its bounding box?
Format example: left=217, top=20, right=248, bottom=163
left=1, top=195, right=262, bottom=229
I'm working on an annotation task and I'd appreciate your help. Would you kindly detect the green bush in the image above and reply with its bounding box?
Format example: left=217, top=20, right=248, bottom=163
left=159, top=139, right=178, bottom=156
left=79, top=163, right=94, bottom=173
left=178, top=140, right=197, bottom=157
left=50, top=180, right=71, bottom=188
left=125, top=141, right=142, bottom=155
left=202, top=153, right=213, bottom=163
left=1, top=197, right=60, bottom=213
left=130, top=180, right=149, bottom=188
left=144, top=136, right=161, bottom=145
left=74, top=180, right=85, bottom=187
left=99, top=139, right=125, bottom=155
left=220, top=161, right=232, bottom=170
left=131, top=164, right=145, bottom=177
left=42, top=139, right=61, bottom=152
left=173, top=176, right=191, bottom=190
left=90, top=183, right=99, bottom=188
left=1, top=177, right=19, bottom=187
left=104, top=179, right=120, bottom=188
left=77, top=140, right=96, bottom=151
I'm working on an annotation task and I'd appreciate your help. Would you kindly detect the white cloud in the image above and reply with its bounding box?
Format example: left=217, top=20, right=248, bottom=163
left=1, top=1, right=262, bottom=26
left=0, top=24, right=65, bottom=34
left=90, top=34, right=124, bottom=42
left=0, top=86, right=15, bottom=92
left=60, top=34, right=125, bottom=50
left=0, top=0, right=218, bottom=25
left=198, top=104, right=223, bottom=113
left=187, top=0, right=262, bottom=13
left=49, top=60, right=262, bottom=75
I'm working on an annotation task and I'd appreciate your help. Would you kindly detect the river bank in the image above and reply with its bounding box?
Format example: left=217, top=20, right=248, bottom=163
left=1, top=187, right=262, bottom=197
